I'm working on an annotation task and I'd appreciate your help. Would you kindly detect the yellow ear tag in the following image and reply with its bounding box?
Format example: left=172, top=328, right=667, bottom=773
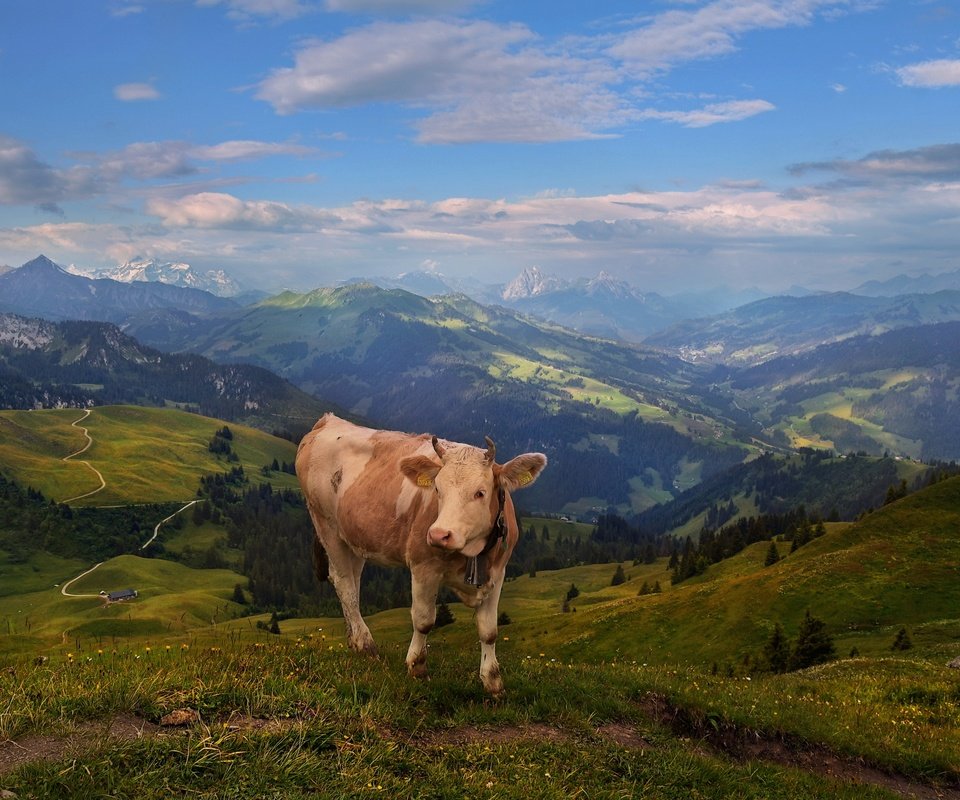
left=517, top=470, right=533, bottom=487
left=417, top=474, right=433, bottom=488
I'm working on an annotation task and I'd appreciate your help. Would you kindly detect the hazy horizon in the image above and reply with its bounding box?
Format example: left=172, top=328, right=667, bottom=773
left=2, top=1, right=959, bottom=295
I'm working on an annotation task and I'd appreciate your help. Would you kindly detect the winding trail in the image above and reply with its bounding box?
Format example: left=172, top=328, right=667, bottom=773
left=60, top=561, right=106, bottom=598
left=59, top=500, right=198, bottom=597
left=61, top=409, right=107, bottom=504
left=140, top=500, right=198, bottom=551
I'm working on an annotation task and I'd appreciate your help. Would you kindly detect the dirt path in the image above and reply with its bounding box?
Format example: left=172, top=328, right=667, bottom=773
left=140, top=500, right=197, bottom=551
left=59, top=561, right=106, bottom=598
left=61, top=409, right=107, bottom=504
left=58, top=499, right=197, bottom=598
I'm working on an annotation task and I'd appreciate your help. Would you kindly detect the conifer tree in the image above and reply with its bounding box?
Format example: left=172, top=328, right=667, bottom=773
left=763, top=623, right=790, bottom=673
left=788, top=610, right=835, bottom=670
left=435, top=602, right=455, bottom=628
left=890, top=627, right=913, bottom=651
left=764, top=541, right=780, bottom=566
left=611, top=563, right=626, bottom=586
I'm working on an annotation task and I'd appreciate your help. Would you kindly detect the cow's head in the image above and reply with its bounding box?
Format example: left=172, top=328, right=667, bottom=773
left=401, top=436, right=547, bottom=556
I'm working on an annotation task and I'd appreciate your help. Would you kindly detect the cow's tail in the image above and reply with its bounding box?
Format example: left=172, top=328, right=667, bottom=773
left=312, top=536, right=330, bottom=583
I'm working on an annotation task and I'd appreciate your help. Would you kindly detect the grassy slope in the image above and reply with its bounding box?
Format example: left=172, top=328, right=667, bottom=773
left=1, top=482, right=959, bottom=794
left=0, top=406, right=299, bottom=504
left=543, top=476, right=960, bottom=667
left=0, top=554, right=245, bottom=658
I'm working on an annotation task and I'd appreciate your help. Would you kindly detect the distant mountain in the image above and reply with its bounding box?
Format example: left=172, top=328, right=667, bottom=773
left=67, top=256, right=243, bottom=297
left=0, top=255, right=237, bottom=324
left=645, top=290, right=960, bottom=366
left=125, top=282, right=749, bottom=514
left=498, top=267, right=768, bottom=341
left=0, top=264, right=12, bottom=276
left=501, top=265, right=567, bottom=300
left=0, top=312, right=331, bottom=436
left=852, top=268, right=960, bottom=297
left=727, top=321, right=960, bottom=460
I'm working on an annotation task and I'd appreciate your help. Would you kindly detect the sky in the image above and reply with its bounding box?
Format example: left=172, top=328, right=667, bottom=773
left=1, top=0, right=959, bottom=294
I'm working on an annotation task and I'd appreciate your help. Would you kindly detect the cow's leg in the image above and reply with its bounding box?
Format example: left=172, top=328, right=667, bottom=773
left=322, top=532, right=377, bottom=656
left=475, top=573, right=506, bottom=697
left=405, top=568, right=441, bottom=679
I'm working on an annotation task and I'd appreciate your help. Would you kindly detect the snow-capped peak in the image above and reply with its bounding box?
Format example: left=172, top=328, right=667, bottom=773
left=68, top=257, right=243, bottom=297
left=501, top=266, right=566, bottom=300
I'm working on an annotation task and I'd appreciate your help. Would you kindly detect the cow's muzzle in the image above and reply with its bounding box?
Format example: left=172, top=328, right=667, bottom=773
left=428, top=527, right=455, bottom=549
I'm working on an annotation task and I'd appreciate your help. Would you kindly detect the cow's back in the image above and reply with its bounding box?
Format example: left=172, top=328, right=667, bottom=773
left=297, top=414, right=435, bottom=565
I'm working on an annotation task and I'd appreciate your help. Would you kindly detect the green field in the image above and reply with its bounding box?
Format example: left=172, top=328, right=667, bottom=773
left=0, top=406, right=299, bottom=505
left=2, top=459, right=959, bottom=796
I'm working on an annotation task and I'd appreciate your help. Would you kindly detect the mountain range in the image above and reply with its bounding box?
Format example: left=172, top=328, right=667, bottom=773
left=66, top=256, right=243, bottom=297
left=0, top=312, right=331, bottom=435
left=5, top=252, right=960, bottom=508
left=0, top=256, right=238, bottom=324
left=645, top=290, right=960, bottom=366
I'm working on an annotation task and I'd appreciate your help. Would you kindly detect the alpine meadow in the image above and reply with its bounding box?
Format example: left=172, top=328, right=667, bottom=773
left=3, top=2, right=960, bottom=799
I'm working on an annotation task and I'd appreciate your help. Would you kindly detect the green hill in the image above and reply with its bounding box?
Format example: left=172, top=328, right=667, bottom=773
left=546, top=475, right=960, bottom=667
left=0, top=405, right=299, bottom=505
left=0, top=313, right=332, bottom=438
left=127, top=283, right=752, bottom=514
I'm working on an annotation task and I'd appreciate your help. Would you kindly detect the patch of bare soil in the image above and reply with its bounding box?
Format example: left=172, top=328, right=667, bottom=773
left=639, top=693, right=960, bottom=800
left=0, top=713, right=160, bottom=775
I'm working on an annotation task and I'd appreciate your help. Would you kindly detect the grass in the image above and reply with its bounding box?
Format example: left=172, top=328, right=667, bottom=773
left=2, top=475, right=960, bottom=795
left=0, top=406, right=299, bottom=505
left=0, top=630, right=951, bottom=798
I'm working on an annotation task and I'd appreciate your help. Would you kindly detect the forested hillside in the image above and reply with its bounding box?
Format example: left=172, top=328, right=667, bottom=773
left=0, top=314, right=331, bottom=437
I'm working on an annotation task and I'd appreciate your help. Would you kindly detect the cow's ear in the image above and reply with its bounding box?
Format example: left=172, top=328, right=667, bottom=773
left=498, top=453, right=547, bottom=492
left=400, top=455, right=442, bottom=489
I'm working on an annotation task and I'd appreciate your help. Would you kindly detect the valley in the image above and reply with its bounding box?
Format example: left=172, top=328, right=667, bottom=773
left=0, top=256, right=959, bottom=797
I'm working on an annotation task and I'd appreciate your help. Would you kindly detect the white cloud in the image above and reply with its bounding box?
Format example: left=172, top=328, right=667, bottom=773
left=191, top=140, right=320, bottom=160
left=145, top=191, right=341, bottom=230
left=324, top=0, right=477, bottom=12
left=114, top=82, right=160, bottom=101
left=0, top=135, right=101, bottom=210
left=255, top=2, right=864, bottom=143
left=256, top=19, right=627, bottom=142
left=195, top=0, right=316, bottom=22
left=637, top=98, right=775, bottom=128
left=896, top=58, right=960, bottom=88
left=609, top=0, right=850, bottom=76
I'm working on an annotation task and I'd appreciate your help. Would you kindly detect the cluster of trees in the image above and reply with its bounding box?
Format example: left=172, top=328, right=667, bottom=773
left=207, top=425, right=240, bottom=462
left=669, top=508, right=825, bottom=585
left=762, top=611, right=835, bottom=673
left=0, top=473, right=181, bottom=564
left=635, top=449, right=940, bottom=538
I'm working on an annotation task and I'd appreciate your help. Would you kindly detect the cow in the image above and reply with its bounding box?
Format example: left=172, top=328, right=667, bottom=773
left=296, top=413, right=547, bottom=697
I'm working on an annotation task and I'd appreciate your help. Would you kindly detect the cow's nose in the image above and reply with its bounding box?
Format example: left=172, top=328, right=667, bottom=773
left=428, top=527, right=453, bottom=548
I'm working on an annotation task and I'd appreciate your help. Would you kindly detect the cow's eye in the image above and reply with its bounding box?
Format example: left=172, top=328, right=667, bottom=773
left=474, top=489, right=486, bottom=500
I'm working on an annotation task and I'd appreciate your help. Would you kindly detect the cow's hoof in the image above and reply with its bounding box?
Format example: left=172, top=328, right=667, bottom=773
left=350, top=639, right=380, bottom=658
left=407, top=653, right=428, bottom=679
left=408, top=662, right=429, bottom=680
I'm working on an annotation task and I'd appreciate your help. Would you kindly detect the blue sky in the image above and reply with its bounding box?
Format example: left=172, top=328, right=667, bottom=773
left=1, top=0, right=959, bottom=293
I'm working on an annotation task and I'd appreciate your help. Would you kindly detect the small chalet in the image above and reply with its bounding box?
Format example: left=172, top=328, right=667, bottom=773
left=104, top=588, right=138, bottom=602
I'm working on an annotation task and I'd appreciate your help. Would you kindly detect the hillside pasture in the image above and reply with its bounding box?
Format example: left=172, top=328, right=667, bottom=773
left=0, top=406, right=299, bottom=505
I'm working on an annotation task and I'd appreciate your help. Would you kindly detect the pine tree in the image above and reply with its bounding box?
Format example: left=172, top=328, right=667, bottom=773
left=890, top=627, right=913, bottom=651
left=231, top=584, right=246, bottom=605
left=611, top=563, right=626, bottom=586
left=764, top=541, right=780, bottom=567
left=788, top=610, right=835, bottom=670
left=268, top=611, right=281, bottom=635
left=763, top=623, right=790, bottom=673
left=566, top=583, right=580, bottom=601
left=435, top=602, right=455, bottom=628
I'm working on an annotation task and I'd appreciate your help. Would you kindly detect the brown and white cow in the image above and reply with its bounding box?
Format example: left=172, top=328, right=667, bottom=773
left=296, top=413, right=546, bottom=696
